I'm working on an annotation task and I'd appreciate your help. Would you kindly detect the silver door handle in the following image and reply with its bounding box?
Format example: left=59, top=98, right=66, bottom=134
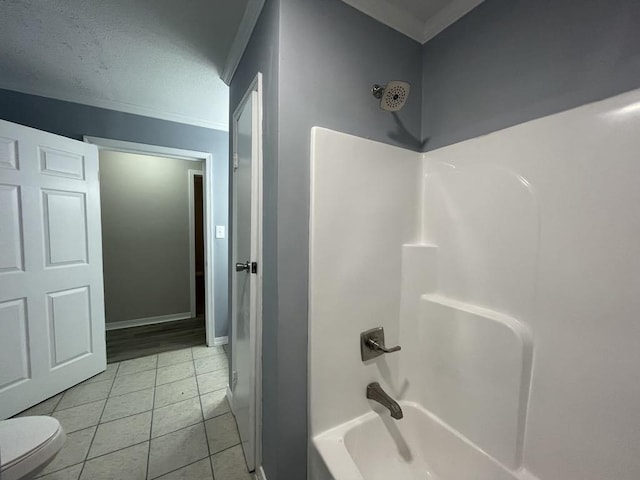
left=235, top=262, right=250, bottom=272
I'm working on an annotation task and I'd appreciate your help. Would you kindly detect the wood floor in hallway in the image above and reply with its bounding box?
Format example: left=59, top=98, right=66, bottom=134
left=106, top=317, right=207, bottom=363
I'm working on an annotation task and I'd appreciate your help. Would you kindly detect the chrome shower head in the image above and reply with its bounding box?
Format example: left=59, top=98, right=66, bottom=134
left=371, top=81, right=411, bottom=112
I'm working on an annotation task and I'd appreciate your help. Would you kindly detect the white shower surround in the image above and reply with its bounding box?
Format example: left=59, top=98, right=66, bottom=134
left=308, top=88, right=640, bottom=480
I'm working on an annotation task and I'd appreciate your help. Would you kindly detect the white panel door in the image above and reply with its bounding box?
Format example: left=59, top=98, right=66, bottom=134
left=0, top=119, right=106, bottom=419
left=231, top=89, right=260, bottom=472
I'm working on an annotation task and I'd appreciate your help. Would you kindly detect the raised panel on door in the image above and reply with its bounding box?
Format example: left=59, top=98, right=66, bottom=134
left=0, top=298, right=30, bottom=392
left=42, top=189, right=88, bottom=266
left=40, top=147, right=85, bottom=180
left=0, top=119, right=105, bottom=419
left=47, top=286, right=92, bottom=367
left=0, top=184, right=24, bottom=273
left=0, top=136, right=18, bottom=170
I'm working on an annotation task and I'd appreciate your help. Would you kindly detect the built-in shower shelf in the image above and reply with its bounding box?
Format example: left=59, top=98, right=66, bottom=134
left=418, top=293, right=533, bottom=470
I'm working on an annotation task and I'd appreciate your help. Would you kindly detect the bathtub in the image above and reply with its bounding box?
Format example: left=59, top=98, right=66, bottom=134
left=312, top=402, right=520, bottom=480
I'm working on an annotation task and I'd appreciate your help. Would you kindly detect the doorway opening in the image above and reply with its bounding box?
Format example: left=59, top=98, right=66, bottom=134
left=189, top=170, right=205, bottom=318
left=84, top=137, right=218, bottom=362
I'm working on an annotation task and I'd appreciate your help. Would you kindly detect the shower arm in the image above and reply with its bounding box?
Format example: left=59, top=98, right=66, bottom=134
left=371, top=84, right=385, bottom=99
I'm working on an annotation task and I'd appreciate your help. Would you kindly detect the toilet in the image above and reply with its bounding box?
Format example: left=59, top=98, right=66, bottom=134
left=0, top=416, right=66, bottom=480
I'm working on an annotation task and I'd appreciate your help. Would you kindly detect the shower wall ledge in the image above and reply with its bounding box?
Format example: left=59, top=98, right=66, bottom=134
left=417, top=293, right=533, bottom=469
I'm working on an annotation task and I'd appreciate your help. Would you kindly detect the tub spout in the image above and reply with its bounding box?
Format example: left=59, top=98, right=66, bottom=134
left=366, top=382, right=403, bottom=419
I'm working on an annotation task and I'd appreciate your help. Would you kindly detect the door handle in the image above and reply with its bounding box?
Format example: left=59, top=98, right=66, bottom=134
left=235, top=262, right=250, bottom=273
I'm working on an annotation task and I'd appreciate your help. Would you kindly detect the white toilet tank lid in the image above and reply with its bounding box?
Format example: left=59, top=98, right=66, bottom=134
left=0, top=416, right=63, bottom=468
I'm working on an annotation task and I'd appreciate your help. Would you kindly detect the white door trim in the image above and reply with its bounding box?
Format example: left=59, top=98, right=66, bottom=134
left=231, top=71, right=264, bottom=472
left=83, top=136, right=217, bottom=346
left=188, top=169, right=204, bottom=318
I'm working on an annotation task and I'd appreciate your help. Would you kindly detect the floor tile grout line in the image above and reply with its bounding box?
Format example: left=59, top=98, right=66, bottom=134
left=70, top=393, right=224, bottom=433
left=146, top=366, right=159, bottom=480
left=78, top=361, right=120, bottom=480
left=36, top=348, right=225, bottom=478
left=34, top=460, right=85, bottom=478
left=31, top=371, right=226, bottom=418
left=148, top=353, right=207, bottom=480
left=149, top=454, right=212, bottom=480
left=48, top=373, right=227, bottom=416
left=51, top=391, right=65, bottom=412
left=115, top=367, right=157, bottom=378
left=195, top=356, right=215, bottom=461
left=47, top=416, right=212, bottom=476
left=99, top=404, right=152, bottom=426
left=198, top=360, right=222, bottom=479
left=150, top=415, right=203, bottom=440
left=203, top=408, right=232, bottom=422
left=52, top=379, right=145, bottom=413
left=210, top=439, right=242, bottom=458
left=110, top=374, right=157, bottom=398
left=51, top=397, right=108, bottom=418
left=146, top=421, right=211, bottom=479
left=38, top=438, right=152, bottom=478
left=120, top=356, right=202, bottom=378
left=157, top=353, right=196, bottom=369
left=53, top=376, right=116, bottom=413
left=195, top=368, right=228, bottom=377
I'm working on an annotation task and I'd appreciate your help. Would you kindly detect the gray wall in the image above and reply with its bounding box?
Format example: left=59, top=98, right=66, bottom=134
left=235, top=0, right=640, bottom=478
left=0, top=89, right=230, bottom=337
left=100, top=151, right=203, bottom=323
left=230, top=1, right=422, bottom=478
left=229, top=0, right=280, bottom=476
left=421, top=0, right=640, bottom=150
left=277, top=2, right=422, bottom=478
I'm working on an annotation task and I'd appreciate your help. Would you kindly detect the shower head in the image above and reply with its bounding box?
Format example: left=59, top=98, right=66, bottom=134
left=371, top=81, right=410, bottom=112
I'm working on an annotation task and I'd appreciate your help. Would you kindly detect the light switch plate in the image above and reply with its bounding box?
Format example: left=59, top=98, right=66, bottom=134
left=215, top=225, right=226, bottom=239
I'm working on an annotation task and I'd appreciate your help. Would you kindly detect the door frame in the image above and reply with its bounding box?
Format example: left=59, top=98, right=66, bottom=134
left=188, top=169, right=204, bottom=318
left=230, top=71, right=264, bottom=472
left=83, top=137, right=219, bottom=346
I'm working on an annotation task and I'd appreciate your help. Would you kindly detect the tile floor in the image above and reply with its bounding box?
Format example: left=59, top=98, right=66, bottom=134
left=15, top=345, right=252, bottom=480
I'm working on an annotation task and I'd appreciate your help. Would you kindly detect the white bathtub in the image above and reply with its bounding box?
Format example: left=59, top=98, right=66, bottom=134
left=313, top=402, right=520, bottom=480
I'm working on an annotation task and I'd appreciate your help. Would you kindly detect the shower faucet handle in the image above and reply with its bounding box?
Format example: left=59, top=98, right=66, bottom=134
left=360, top=327, right=401, bottom=362
left=367, top=338, right=401, bottom=354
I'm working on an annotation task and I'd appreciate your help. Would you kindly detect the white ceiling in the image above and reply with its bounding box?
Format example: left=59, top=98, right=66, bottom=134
left=342, top=0, right=484, bottom=43
left=0, top=0, right=254, bottom=130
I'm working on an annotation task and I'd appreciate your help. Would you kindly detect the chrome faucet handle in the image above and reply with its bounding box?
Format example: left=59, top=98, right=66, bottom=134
left=360, top=327, right=401, bottom=361
left=367, top=338, right=401, bottom=354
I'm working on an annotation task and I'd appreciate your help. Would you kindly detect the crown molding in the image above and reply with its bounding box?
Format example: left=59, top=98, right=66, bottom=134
left=422, top=0, right=484, bottom=43
left=341, top=0, right=424, bottom=43
left=0, top=82, right=229, bottom=131
left=221, top=0, right=266, bottom=85
left=342, top=0, right=484, bottom=45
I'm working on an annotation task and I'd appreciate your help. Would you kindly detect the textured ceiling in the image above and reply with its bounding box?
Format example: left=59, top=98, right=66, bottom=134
left=0, top=0, right=249, bottom=130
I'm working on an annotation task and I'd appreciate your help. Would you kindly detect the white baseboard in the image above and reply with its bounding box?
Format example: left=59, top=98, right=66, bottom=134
left=255, top=466, right=267, bottom=480
left=105, top=312, right=192, bottom=331
left=212, top=336, right=229, bottom=346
